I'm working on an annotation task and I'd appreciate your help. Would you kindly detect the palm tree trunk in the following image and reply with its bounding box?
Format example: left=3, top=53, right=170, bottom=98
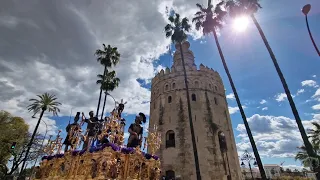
left=212, top=29, right=267, bottom=180
left=251, top=14, right=317, bottom=168
left=96, top=65, right=107, bottom=118
left=178, top=42, right=201, bottom=180
left=19, top=109, right=45, bottom=177
left=100, top=92, right=107, bottom=120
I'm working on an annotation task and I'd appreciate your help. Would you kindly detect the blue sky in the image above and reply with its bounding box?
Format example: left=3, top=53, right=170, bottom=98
left=1, top=0, right=320, bottom=171
left=53, top=0, right=320, bottom=169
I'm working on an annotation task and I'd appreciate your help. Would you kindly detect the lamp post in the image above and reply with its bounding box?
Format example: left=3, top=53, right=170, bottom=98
left=241, top=150, right=257, bottom=180
left=302, top=4, right=320, bottom=57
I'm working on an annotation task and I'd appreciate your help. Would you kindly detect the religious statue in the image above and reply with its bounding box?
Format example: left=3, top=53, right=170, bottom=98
left=81, top=111, right=100, bottom=150
left=63, top=112, right=81, bottom=152
left=127, top=112, right=146, bottom=148
left=115, top=99, right=127, bottom=119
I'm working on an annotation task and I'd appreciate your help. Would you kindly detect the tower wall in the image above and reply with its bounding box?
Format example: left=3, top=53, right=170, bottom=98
left=149, top=43, right=241, bottom=180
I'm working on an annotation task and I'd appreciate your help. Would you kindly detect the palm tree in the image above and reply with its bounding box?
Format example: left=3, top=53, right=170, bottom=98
left=20, top=93, right=61, bottom=176
left=309, top=122, right=320, bottom=146
left=164, top=13, right=201, bottom=180
left=95, top=44, right=120, bottom=118
left=96, top=70, right=120, bottom=119
left=295, top=143, right=320, bottom=170
left=225, top=0, right=317, bottom=171
left=192, top=1, right=266, bottom=179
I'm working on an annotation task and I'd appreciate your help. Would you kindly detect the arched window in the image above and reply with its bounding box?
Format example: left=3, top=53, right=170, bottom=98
left=165, top=84, right=169, bottom=91
left=215, top=85, right=218, bottom=91
left=218, top=131, right=227, bottom=152
left=166, top=130, right=175, bottom=148
left=209, top=84, right=212, bottom=89
left=172, top=83, right=176, bottom=89
left=192, top=94, right=196, bottom=101
left=165, top=170, right=175, bottom=179
left=214, top=97, right=218, bottom=105
left=168, top=96, right=172, bottom=103
left=195, top=81, right=199, bottom=88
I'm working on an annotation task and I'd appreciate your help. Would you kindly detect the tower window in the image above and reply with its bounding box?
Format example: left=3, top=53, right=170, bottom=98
left=214, top=97, right=218, bottom=105
left=165, top=84, right=169, bottom=91
left=192, top=94, right=196, bottom=101
left=218, top=131, right=227, bottom=152
left=172, top=83, right=176, bottom=89
left=209, top=84, right=212, bottom=89
left=166, top=170, right=175, bottom=179
left=166, top=130, right=175, bottom=148
left=215, top=85, right=218, bottom=91
left=168, top=96, right=172, bottom=103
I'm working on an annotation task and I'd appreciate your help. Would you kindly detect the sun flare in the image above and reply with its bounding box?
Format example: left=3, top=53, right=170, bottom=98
left=233, top=16, right=249, bottom=32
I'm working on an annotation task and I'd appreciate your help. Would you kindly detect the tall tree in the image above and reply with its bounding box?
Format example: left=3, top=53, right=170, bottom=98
left=96, top=70, right=120, bottom=119
left=295, top=143, right=320, bottom=169
left=0, top=111, right=28, bottom=166
left=20, top=93, right=61, bottom=176
left=309, top=122, right=320, bottom=146
left=4, top=133, right=44, bottom=176
left=192, top=1, right=266, bottom=179
left=226, top=0, right=317, bottom=174
left=164, top=13, right=201, bottom=180
left=95, top=44, right=120, bottom=119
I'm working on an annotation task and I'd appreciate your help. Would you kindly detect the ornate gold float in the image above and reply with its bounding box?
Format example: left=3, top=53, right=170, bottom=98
left=34, top=105, right=161, bottom=180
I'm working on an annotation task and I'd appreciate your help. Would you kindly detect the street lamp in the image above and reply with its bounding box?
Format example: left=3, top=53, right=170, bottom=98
left=241, top=150, right=257, bottom=180
left=302, top=4, right=320, bottom=57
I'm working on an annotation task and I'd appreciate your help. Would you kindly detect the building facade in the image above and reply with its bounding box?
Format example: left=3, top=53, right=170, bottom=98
left=148, top=41, right=241, bottom=180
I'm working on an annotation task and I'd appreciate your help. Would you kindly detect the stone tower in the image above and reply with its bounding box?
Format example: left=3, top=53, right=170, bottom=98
left=148, top=41, right=241, bottom=180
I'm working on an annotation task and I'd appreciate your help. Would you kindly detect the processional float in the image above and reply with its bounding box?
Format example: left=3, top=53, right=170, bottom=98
left=34, top=99, right=162, bottom=180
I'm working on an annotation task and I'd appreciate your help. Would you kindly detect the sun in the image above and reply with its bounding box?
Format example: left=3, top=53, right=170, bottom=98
left=233, top=16, right=249, bottom=32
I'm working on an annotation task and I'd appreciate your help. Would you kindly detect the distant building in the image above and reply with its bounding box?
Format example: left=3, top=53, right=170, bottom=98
left=264, top=164, right=281, bottom=179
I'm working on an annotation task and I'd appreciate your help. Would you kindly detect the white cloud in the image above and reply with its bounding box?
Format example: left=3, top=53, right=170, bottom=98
left=262, top=107, right=268, bottom=111
left=296, top=89, right=305, bottom=96
left=275, top=93, right=287, bottom=102
left=226, top=93, right=235, bottom=100
left=312, top=104, right=320, bottom=110
left=260, top=99, right=267, bottom=104
left=301, top=80, right=319, bottom=88
left=228, top=106, right=247, bottom=115
left=236, top=114, right=315, bottom=158
left=312, top=75, right=317, bottom=78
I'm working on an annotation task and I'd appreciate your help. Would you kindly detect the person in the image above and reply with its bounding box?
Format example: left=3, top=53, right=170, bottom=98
left=127, top=112, right=146, bottom=148
left=63, top=112, right=81, bottom=152
left=82, top=111, right=100, bottom=150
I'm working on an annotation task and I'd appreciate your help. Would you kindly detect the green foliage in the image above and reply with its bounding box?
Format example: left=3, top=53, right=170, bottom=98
left=164, top=13, right=191, bottom=44
left=295, top=122, right=320, bottom=169
left=192, top=0, right=227, bottom=35
left=308, top=122, right=320, bottom=146
left=27, top=93, right=61, bottom=116
left=95, top=44, right=120, bottom=68
left=96, top=70, right=120, bottom=92
left=0, top=111, right=28, bottom=166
